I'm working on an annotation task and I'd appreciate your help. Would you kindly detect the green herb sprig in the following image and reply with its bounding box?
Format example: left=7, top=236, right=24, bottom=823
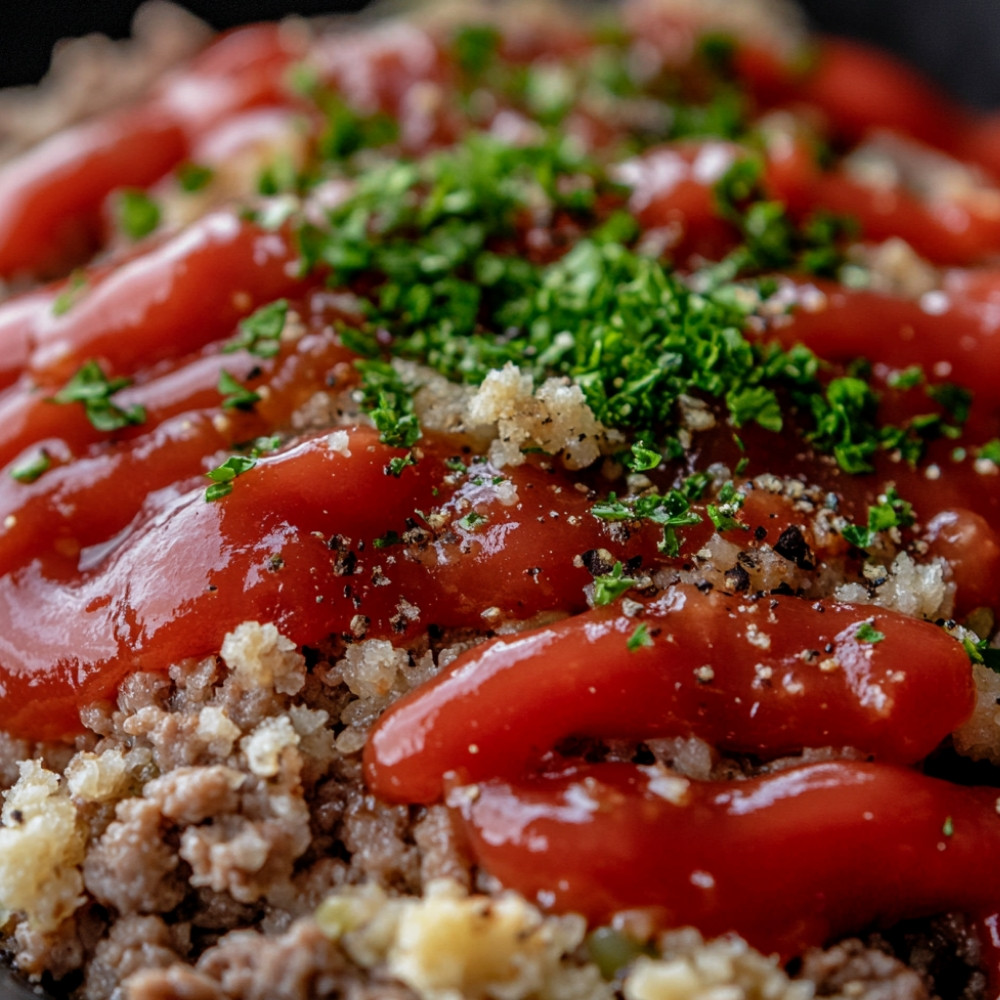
left=51, top=360, right=146, bottom=432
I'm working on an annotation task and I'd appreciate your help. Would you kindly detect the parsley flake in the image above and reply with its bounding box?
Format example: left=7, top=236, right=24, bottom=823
left=52, top=271, right=88, bottom=317
left=458, top=510, right=489, bottom=532
left=593, top=561, right=638, bottom=606
left=980, top=440, right=1000, bottom=465
left=225, top=300, right=289, bottom=358
left=591, top=490, right=702, bottom=557
left=218, top=370, right=261, bottom=411
left=963, top=635, right=1000, bottom=673
left=116, top=188, right=161, bottom=241
left=204, top=455, right=257, bottom=502
left=855, top=621, right=885, bottom=644
left=627, top=623, right=653, bottom=652
left=177, top=162, right=215, bottom=192
left=373, top=531, right=403, bottom=549
left=356, top=360, right=422, bottom=451
left=10, top=449, right=52, bottom=484
left=626, top=441, right=661, bottom=473
left=52, top=360, right=146, bottom=432
left=842, top=488, right=915, bottom=550
left=707, top=481, right=746, bottom=533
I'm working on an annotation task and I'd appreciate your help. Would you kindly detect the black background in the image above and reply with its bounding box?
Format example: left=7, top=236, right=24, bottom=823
left=1, top=1, right=999, bottom=108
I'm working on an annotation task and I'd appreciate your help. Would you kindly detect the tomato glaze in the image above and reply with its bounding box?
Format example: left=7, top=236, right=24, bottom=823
left=0, top=26, right=305, bottom=281
left=365, top=587, right=975, bottom=803
left=450, top=761, right=1000, bottom=960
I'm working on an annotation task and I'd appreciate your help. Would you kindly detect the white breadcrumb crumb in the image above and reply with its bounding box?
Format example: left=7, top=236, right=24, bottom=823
left=623, top=929, right=812, bottom=1000
left=241, top=716, right=301, bottom=778
left=833, top=553, right=953, bottom=621
left=65, top=746, right=152, bottom=803
left=953, top=662, right=1000, bottom=766
left=0, top=761, right=86, bottom=932
left=327, top=429, right=352, bottom=455
left=221, top=621, right=307, bottom=696
left=340, top=639, right=411, bottom=701
left=196, top=705, right=243, bottom=757
left=333, top=639, right=425, bottom=754
left=851, top=238, right=939, bottom=300
left=468, top=364, right=621, bottom=470
left=317, top=879, right=610, bottom=1000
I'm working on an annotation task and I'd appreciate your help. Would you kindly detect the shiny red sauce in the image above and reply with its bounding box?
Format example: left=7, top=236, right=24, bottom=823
left=2, top=2, right=1000, bottom=983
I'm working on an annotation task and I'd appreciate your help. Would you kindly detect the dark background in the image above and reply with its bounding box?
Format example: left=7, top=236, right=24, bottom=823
left=1, top=0, right=999, bottom=108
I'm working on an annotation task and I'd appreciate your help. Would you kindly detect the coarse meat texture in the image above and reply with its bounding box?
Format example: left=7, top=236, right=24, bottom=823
left=3, top=1, right=1000, bottom=998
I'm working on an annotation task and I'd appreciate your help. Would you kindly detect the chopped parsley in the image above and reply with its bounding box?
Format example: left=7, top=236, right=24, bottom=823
left=52, top=271, right=88, bottom=316
left=842, top=488, right=915, bottom=550
left=887, top=365, right=924, bottom=390
left=458, top=510, right=489, bottom=532
left=116, top=188, right=161, bottom=241
left=963, top=635, right=1000, bottom=673
left=451, top=24, right=502, bottom=76
left=356, top=360, right=422, bottom=475
left=712, top=158, right=855, bottom=279
left=592, top=561, right=638, bottom=606
left=592, top=489, right=702, bottom=557
left=373, top=531, right=403, bottom=549
left=315, top=92, right=399, bottom=163
left=979, top=440, right=1000, bottom=465
left=626, top=441, right=661, bottom=473
left=855, top=621, right=885, bottom=644
left=10, top=449, right=51, bottom=484
left=51, top=360, right=146, bottom=432
left=276, top=128, right=963, bottom=478
left=177, top=162, right=215, bottom=192
left=806, top=376, right=880, bottom=474
left=225, top=300, right=288, bottom=358
left=626, top=622, right=653, bottom=652
left=204, top=455, right=257, bottom=502
left=706, top=481, right=746, bottom=532
left=218, top=370, right=261, bottom=411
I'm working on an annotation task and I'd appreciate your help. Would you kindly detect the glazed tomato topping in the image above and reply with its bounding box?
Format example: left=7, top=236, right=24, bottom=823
left=450, top=761, right=1000, bottom=959
left=0, top=25, right=304, bottom=281
left=365, top=587, right=975, bottom=803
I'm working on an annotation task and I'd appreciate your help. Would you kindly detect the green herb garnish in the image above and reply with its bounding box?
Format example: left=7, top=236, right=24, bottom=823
left=842, top=488, right=915, bottom=550
left=10, top=449, right=52, bottom=484
left=204, top=455, right=257, bottom=502
left=707, top=481, right=746, bottom=532
left=855, top=621, right=885, bottom=644
left=592, top=489, right=702, bottom=556
left=593, top=561, right=638, bottom=606
left=116, top=188, right=161, bottom=241
left=458, top=510, right=489, bottom=532
left=52, top=360, right=146, bottom=432
left=626, top=623, right=653, bottom=652
left=177, top=163, right=215, bottom=192
left=52, top=271, right=88, bottom=316
left=225, top=300, right=289, bottom=358
left=218, top=370, right=261, bottom=411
